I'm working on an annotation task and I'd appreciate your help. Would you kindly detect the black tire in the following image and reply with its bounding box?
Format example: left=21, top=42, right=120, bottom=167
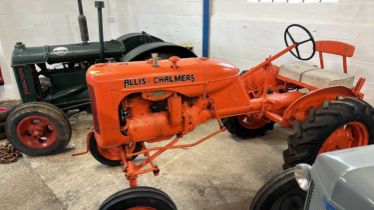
left=250, top=168, right=306, bottom=210
left=99, top=186, right=177, bottom=210
left=121, top=42, right=197, bottom=62
left=0, top=122, right=5, bottom=140
left=89, top=135, right=142, bottom=167
left=223, top=116, right=274, bottom=138
left=0, top=121, right=4, bottom=133
left=283, top=98, right=374, bottom=169
left=0, top=133, right=6, bottom=140
left=5, top=102, right=71, bottom=156
left=116, top=32, right=164, bottom=52
left=0, top=100, right=21, bottom=122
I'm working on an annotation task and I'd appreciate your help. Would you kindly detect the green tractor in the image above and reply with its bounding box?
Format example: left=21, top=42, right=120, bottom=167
left=5, top=0, right=196, bottom=156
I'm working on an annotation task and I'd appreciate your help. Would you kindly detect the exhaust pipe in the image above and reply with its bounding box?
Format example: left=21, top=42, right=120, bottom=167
left=77, top=0, right=89, bottom=43
left=95, top=1, right=105, bottom=60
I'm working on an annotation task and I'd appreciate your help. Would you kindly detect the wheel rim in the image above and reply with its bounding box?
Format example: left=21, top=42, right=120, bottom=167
left=127, top=207, right=157, bottom=210
left=16, top=116, right=58, bottom=149
left=97, top=146, right=121, bottom=161
left=319, top=121, right=369, bottom=154
left=0, top=107, right=8, bottom=112
left=238, top=115, right=267, bottom=129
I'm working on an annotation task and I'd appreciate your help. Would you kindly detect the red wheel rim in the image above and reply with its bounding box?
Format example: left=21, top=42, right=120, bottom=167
left=127, top=207, right=156, bottom=210
left=0, top=107, right=8, bottom=112
left=238, top=115, right=267, bottom=129
left=97, top=146, right=121, bottom=161
left=318, top=122, right=369, bottom=154
left=16, top=116, right=58, bottom=149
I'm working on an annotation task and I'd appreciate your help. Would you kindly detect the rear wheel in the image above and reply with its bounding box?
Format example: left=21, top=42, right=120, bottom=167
left=0, top=122, right=5, bottom=140
left=89, top=135, right=142, bottom=167
left=5, top=102, right=71, bottom=156
left=250, top=168, right=306, bottom=210
left=283, top=98, right=374, bottom=169
left=99, top=187, right=177, bottom=210
left=0, top=100, right=21, bottom=122
left=223, top=115, right=274, bottom=138
left=0, top=100, right=21, bottom=140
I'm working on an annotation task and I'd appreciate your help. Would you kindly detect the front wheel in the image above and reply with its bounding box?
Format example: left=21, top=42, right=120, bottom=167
left=5, top=102, right=71, bottom=156
left=99, top=187, right=177, bottom=210
left=250, top=168, right=306, bottom=210
left=89, top=135, right=142, bottom=167
left=223, top=115, right=274, bottom=138
left=283, top=98, right=374, bottom=169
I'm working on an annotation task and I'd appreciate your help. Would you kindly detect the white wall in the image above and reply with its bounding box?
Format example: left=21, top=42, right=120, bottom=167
left=1, top=0, right=374, bottom=102
left=0, top=0, right=126, bottom=89
left=126, top=0, right=374, bottom=103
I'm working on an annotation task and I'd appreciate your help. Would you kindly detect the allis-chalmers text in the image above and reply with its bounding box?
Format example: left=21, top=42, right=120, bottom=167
left=124, top=74, right=195, bottom=88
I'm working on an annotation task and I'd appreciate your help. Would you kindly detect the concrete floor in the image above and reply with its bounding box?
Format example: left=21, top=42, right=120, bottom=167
left=0, top=112, right=291, bottom=210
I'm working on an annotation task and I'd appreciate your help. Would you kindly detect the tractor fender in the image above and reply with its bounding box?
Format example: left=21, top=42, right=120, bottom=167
left=117, top=32, right=164, bottom=53
left=283, top=86, right=356, bottom=121
left=120, top=42, right=197, bottom=62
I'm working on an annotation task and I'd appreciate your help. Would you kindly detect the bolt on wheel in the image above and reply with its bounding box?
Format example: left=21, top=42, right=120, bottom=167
left=319, top=121, right=369, bottom=154
left=283, top=98, right=374, bottom=169
left=16, top=116, right=58, bottom=149
left=6, top=102, right=71, bottom=156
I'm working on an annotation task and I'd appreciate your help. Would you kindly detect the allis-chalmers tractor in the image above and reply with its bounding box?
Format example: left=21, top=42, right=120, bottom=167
left=85, top=24, right=373, bottom=209
left=5, top=1, right=195, bottom=156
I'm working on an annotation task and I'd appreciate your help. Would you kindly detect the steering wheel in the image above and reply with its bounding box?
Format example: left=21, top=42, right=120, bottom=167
left=284, top=24, right=316, bottom=61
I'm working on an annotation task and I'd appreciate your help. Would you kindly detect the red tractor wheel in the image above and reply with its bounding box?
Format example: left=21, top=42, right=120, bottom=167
left=223, top=115, right=274, bottom=138
left=0, top=100, right=21, bottom=140
left=283, top=98, right=374, bottom=169
left=89, top=134, right=142, bottom=167
left=5, top=102, right=71, bottom=156
left=99, top=187, right=177, bottom=210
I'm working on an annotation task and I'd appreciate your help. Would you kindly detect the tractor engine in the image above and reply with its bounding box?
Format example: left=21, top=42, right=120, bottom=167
left=87, top=56, right=245, bottom=148
left=119, top=93, right=212, bottom=143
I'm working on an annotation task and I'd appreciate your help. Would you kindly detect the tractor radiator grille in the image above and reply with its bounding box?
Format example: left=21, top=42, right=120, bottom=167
left=87, top=84, right=100, bottom=133
left=304, top=181, right=324, bottom=210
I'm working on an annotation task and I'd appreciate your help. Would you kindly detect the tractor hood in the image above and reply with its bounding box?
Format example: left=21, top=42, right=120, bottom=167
left=86, top=57, right=240, bottom=98
left=11, top=40, right=125, bottom=65
left=311, top=145, right=374, bottom=210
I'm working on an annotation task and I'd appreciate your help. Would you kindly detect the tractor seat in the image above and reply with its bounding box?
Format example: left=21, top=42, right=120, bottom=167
left=279, top=61, right=354, bottom=89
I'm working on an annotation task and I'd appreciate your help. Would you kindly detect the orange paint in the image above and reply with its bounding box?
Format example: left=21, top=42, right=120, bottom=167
left=319, top=122, right=369, bottom=154
left=85, top=40, right=365, bottom=186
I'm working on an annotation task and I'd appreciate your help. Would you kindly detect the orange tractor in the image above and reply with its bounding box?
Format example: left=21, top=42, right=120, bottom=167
left=82, top=24, right=374, bottom=209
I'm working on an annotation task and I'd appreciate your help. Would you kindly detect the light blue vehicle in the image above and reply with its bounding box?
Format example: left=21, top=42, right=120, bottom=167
left=251, top=145, right=374, bottom=210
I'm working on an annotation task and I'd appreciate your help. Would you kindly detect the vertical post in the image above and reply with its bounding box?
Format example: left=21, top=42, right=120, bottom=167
left=202, top=0, right=210, bottom=57
left=0, top=65, right=4, bottom=86
left=343, top=56, right=348, bottom=74
left=77, top=0, right=89, bottom=43
left=319, top=51, right=324, bottom=69
left=95, top=1, right=105, bottom=60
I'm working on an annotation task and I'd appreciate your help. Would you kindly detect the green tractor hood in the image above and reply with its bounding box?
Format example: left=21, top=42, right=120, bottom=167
left=11, top=40, right=126, bottom=66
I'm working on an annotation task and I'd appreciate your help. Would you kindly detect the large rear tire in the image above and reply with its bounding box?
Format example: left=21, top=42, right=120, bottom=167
left=250, top=168, right=306, bottom=210
left=5, top=102, right=71, bottom=156
left=223, top=115, right=274, bottom=138
left=99, top=187, right=177, bottom=210
left=283, top=98, right=374, bottom=169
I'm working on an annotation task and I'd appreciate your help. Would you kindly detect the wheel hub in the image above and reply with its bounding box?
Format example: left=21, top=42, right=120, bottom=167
left=16, top=116, right=58, bottom=149
left=319, top=121, right=369, bottom=154
left=238, top=115, right=267, bottom=129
